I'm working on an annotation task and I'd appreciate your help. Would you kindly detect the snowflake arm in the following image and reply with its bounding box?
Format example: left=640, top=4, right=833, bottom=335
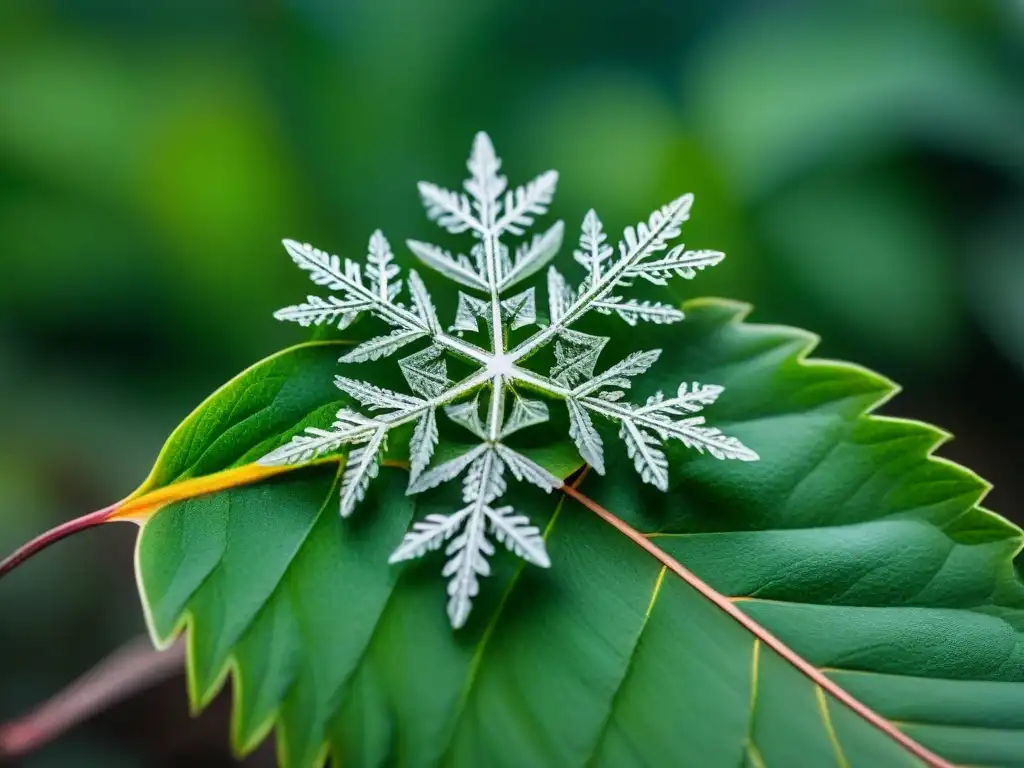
left=571, top=349, right=662, bottom=399
left=591, top=297, right=686, bottom=326
left=566, top=398, right=605, bottom=474
left=338, top=425, right=388, bottom=517
left=494, top=169, right=559, bottom=237
left=273, top=295, right=366, bottom=330
left=392, top=445, right=550, bottom=628
left=498, top=221, right=564, bottom=291
left=405, top=240, right=488, bottom=291
left=260, top=409, right=381, bottom=466
left=507, top=197, right=697, bottom=364
left=417, top=184, right=481, bottom=235
left=407, top=271, right=440, bottom=333
left=277, top=236, right=418, bottom=333
left=339, top=329, right=428, bottom=364
left=580, top=383, right=760, bottom=483
left=624, top=247, right=725, bottom=285
left=493, top=443, right=561, bottom=493
left=277, top=234, right=491, bottom=366
left=407, top=408, right=439, bottom=486
left=261, top=132, right=758, bottom=628
left=406, top=444, right=488, bottom=494
left=573, top=208, right=614, bottom=284
left=499, top=393, right=549, bottom=438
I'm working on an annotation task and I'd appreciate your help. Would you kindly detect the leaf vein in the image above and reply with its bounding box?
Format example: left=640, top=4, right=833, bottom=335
left=815, top=685, right=850, bottom=768
left=583, top=564, right=667, bottom=768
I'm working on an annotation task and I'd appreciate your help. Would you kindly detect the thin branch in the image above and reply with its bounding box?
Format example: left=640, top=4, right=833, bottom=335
left=0, top=636, right=185, bottom=759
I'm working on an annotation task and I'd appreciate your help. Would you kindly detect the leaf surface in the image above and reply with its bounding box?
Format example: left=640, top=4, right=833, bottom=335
left=126, top=300, right=1024, bottom=767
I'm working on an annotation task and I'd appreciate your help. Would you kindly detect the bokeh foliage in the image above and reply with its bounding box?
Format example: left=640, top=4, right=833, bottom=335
left=2, top=0, right=1023, bottom=764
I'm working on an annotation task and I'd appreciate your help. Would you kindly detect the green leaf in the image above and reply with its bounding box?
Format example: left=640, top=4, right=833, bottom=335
left=129, top=299, right=1023, bottom=767
left=968, top=202, right=1024, bottom=375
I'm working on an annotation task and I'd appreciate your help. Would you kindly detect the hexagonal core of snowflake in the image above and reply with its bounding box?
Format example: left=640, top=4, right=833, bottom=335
left=260, top=132, right=758, bottom=629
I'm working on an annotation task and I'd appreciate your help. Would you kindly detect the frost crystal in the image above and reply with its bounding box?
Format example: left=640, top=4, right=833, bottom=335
left=261, top=133, right=758, bottom=628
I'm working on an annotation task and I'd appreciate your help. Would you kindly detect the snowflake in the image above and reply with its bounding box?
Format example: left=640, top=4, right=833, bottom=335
left=260, top=133, right=759, bottom=628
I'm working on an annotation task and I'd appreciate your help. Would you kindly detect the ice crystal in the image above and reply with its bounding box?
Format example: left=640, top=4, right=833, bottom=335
left=260, top=133, right=759, bottom=627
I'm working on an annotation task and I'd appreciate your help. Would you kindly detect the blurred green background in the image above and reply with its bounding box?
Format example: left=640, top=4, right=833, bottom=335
left=1, top=0, right=1023, bottom=765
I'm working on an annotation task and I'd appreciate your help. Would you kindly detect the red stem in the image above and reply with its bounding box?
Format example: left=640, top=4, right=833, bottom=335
left=560, top=483, right=955, bottom=768
left=0, top=636, right=185, bottom=758
left=0, top=503, right=120, bottom=581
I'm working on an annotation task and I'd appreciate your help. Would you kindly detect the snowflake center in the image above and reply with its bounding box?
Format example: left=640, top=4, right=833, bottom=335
left=486, top=352, right=514, bottom=377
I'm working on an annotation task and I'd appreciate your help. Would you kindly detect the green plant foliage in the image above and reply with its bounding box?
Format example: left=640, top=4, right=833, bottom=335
left=969, top=203, right=1024, bottom=376
left=132, top=299, right=1024, bottom=767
